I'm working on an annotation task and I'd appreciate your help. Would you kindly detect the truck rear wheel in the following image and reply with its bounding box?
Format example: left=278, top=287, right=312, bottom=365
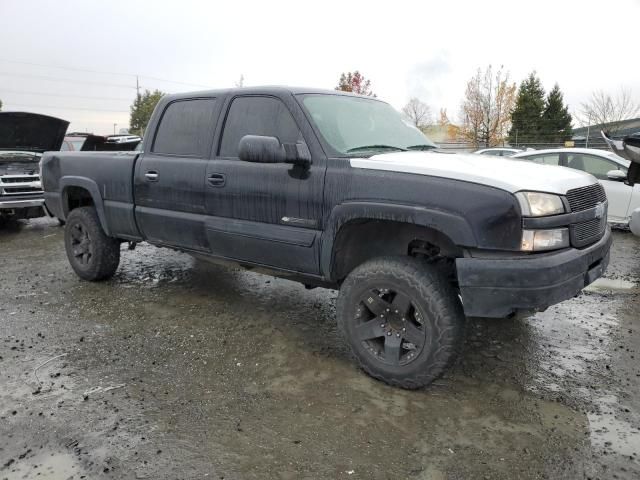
left=64, top=206, right=120, bottom=281
left=337, top=256, right=465, bottom=389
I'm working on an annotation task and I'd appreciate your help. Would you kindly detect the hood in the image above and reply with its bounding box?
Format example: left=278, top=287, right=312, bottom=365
left=601, top=131, right=640, bottom=186
left=350, top=150, right=596, bottom=194
left=0, top=112, right=69, bottom=153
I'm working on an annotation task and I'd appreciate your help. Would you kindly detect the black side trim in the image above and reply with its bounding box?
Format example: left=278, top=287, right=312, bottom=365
left=205, top=216, right=316, bottom=247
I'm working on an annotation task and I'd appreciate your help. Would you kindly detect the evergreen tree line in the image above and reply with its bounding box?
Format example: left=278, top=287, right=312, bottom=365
left=508, top=72, right=572, bottom=146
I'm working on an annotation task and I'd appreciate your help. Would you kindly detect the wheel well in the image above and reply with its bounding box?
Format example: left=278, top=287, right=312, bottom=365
left=63, top=186, right=94, bottom=216
left=331, top=220, right=462, bottom=281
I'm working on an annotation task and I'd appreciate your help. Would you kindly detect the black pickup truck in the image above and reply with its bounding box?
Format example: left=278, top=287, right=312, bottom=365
left=42, top=87, right=612, bottom=388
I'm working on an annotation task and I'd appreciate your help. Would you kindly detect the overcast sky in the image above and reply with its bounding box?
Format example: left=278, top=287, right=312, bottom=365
left=1, top=0, right=639, bottom=135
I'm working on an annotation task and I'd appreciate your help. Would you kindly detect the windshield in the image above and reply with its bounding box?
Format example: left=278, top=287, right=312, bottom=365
left=300, top=94, right=437, bottom=156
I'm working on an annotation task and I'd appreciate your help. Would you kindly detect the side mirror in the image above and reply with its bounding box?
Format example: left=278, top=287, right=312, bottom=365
left=606, top=169, right=627, bottom=182
left=238, top=135, right=312, bottom=167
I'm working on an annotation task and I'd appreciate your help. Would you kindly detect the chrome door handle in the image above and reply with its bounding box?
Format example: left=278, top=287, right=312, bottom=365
left=207, top=173, right=226, bottom=187
left=145, top=171, right=159, bottom=181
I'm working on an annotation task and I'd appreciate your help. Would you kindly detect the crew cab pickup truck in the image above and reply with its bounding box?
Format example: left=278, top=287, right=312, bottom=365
left=42, top=87, right=612, bottom=389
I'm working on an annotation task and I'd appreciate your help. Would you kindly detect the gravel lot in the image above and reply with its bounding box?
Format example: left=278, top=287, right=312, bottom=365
left=1, top=217, right=639, bottom=480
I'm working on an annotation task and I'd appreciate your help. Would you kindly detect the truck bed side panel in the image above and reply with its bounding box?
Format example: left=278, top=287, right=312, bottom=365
left=42, top=151, right=142, bottom=240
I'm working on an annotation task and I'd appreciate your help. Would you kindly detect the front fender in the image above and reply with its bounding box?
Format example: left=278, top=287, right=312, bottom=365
left=320, top=202, right=476, bottom=279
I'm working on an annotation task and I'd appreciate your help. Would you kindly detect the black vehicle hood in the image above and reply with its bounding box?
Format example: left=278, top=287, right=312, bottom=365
left=0, top=112, right=69, bottom=153
left=601, top=131, right=640, bottom=186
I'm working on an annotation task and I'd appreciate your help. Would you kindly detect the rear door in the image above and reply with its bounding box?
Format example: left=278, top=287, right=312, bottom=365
left=203, top=94, right=326, bottom=274
left=134, top=97, right=218, bottom=250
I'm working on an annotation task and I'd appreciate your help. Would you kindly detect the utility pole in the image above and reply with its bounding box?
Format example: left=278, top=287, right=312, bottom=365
left=585, top=114, right=591, bottom=149
left=113, top=123, right=117, bottom=135
left=136, top=76, right=140, bottom=98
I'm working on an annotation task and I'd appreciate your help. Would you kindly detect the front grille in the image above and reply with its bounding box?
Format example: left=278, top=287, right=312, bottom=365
left=566, top=183, right=607, bottom=212
left=572, top=217, right=606, bottom=245
left=3, top=186, right=42, bottom=194
left=0, top=174, right=42, bottom=196
left=0, top=175, right=39, bottom=184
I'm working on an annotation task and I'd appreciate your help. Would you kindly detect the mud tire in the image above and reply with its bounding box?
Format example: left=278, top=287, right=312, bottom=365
left=64, top=206, right=120, bottom=281
left=337, top=256, right=465, bottom=389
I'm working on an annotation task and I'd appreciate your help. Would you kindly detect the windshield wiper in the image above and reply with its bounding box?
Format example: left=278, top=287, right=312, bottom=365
left=346, top=144, right=407, bottom=153
left=406, top=144, right=437, bottom=151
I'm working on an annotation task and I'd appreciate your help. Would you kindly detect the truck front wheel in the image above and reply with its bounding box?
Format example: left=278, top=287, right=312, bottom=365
left=64, top=206, right=120, bottom=281
left=337, top=256, right=465, bottom=389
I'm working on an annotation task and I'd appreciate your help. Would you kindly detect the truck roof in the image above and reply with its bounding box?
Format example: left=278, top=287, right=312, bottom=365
left=163, top=86, right=384, bottom=102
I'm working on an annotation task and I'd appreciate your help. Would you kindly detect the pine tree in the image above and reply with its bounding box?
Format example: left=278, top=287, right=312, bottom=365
left=508, top=72, right=545, bottom=146
left=129, top=89, right=165, bottom=137
left=542, top=84, right=572, bottom=143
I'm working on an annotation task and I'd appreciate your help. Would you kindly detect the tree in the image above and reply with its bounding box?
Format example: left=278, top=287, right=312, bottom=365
left=508, top=72, right=546, bottom=145
left=402, top=97, right=432, bottom=129
left=541, top=84, right=572, bottom=143
left=234, top=74, right=244, bottom=88
left=335, top=71, right=375, bottom=96
left=460, top=65, right=516, bottom=147
left=437, top=108, right=460, bottom=141
left=0, top=98, right=2, bottom=111
left=578, top=87, right=640, bottom=134
left=129, top=89, right=165, bottom=137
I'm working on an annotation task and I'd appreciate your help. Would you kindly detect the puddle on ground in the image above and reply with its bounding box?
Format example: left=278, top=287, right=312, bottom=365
left=588, top=395, right=640, bottom=458
left=2, top=451, right=84, bottom=480
left=585, top=277, right=637, bottom=292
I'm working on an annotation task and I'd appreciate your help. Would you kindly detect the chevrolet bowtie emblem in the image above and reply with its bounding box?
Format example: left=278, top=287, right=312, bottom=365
left=595, top=202, right=605, bottom=219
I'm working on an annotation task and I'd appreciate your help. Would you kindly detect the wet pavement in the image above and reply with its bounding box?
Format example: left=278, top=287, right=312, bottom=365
left=1, top=217, right=639, bottom=480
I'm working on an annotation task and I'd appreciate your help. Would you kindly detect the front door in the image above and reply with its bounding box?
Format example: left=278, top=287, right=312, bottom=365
left=134, top=97, right=218, bottom=250
left=203, top=94, right=325, bottom=274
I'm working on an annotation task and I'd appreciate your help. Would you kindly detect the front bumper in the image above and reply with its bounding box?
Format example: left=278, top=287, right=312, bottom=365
left=0, top=196, right=45, bottom=210
left=456, top=227, right=612, bottom=318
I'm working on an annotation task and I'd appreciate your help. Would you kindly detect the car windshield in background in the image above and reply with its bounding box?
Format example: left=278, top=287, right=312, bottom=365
left=69, top=139, right=86, bottom=151
left=300, top=94, right=437, bottom=156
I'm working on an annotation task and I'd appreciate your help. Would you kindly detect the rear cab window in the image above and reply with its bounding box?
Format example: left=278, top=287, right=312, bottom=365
left=152, top=98, right=217, bottom=157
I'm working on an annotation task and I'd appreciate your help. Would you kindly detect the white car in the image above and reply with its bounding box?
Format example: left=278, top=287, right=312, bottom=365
left=474, top=147, right=523, bottom=157
left=512, top=148, right=637, bottom=225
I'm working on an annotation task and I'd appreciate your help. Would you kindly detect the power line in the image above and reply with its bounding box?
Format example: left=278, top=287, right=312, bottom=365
left=0, top=88, right=132, bottom=102
left=3, top=102, right=128, bottom=113
left=0, top=58, right=214, bottom=89
left=0, top=71, right=136, bottom=89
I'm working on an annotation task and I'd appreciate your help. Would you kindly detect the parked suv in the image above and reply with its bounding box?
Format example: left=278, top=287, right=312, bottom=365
left=42, top=87, right=615, bottom=388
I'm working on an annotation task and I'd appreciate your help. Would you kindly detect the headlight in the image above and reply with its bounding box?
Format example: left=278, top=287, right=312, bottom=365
left=521, top=228, right=569, bottom=251
left=516, top=191, right=565, bottom=217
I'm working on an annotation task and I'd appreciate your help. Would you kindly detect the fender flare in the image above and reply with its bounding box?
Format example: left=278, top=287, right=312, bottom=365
left=320, top=202, right=477, bottom=280
left=59, top=176, right=110, bottom=236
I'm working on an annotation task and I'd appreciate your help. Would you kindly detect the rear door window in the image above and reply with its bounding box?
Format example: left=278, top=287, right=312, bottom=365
left=219, top=96, right=302, bottom=157
left=152, top=98, right=216, bottom=157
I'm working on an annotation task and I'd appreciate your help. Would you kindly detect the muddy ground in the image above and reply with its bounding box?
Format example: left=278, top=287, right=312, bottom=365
left=1, top=217, right=638, bottom=480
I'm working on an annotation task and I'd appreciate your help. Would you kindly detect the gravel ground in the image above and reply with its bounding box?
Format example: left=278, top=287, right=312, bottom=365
left=1, top=217, right=639, bottom=480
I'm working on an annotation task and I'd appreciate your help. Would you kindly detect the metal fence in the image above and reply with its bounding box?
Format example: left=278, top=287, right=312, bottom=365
left=435, top=141, right=613, bottom=153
